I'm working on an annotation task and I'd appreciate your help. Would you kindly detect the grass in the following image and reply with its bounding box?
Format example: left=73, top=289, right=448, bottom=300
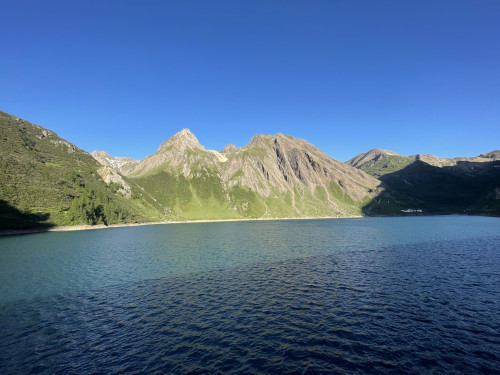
left=0, top=111, right=155, bottom=228
left=358, top=154, right=413, bottom=178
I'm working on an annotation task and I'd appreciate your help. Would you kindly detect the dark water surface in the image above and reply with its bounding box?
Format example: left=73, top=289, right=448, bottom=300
left=0, top=216, right=499, bottom=374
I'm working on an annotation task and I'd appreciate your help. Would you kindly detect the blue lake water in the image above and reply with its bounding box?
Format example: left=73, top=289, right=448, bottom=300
left=0, top=216, right=499, bottom=373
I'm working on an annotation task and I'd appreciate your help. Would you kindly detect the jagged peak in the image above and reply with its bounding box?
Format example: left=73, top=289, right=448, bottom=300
left=177, top=128, right=194, bottom=136
left=173, top=128, right=199, bottom=142
left=247, top=134, right=272, bottom=147
left=157, top=128, right=204, bottom=153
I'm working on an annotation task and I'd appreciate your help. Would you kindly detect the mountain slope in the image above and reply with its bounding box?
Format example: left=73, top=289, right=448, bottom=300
left=349, top=148, right=500, bottom=215
left=91, top=151, right=139, bottom=175
left=0, top=111, right=160, bottom=229
left=346, top=149, right=414, bottom=178
left=346, top=148, right=401, bottom=168
left=102, top=130, right=381, bottom=220
left=4, top=109, right=497, bottom=228
left=221, top=133, right=380, bottom=215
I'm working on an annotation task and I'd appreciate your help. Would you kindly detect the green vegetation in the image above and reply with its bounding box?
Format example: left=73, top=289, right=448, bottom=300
left=357, top=154, right=413, bottom=178
left=229, top=147, right=267, bottom=160
left=230, top=169, right=244, bottom=180
left=0, top=111, right=154, bottom=229
left=0, top=199, right=53, bottom=230
left=228, top=186, right=266, bottom=218
left=3, top=109, right=497, bottom=231
left=360, top=159, right=500, bottom=216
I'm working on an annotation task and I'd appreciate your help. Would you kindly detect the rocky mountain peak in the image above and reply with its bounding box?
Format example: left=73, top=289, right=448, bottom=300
left=156, top=128, right=204, bottom=154
left=221, top=144, right=238, bottom=153
left=177, top=128, right=197, bottom=140
left=128, top=128, right=221, bottom=177
left=91, top=150, right=140, bottom=175
left=248, top=134, right=272, bottom=147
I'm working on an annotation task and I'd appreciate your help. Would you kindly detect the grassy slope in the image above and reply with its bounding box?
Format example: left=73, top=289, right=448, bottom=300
left=357, top=154, right=414, bottom=178
left=131, top=165, right=366, bottom=220
left=0, top=111, right=159, bottom=229
left=359, top=158, right=500, bottom=216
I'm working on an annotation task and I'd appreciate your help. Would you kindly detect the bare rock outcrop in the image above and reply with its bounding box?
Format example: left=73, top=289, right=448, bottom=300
left=96, top=166, right=132, bottom=198
left=91, top=151, right=139, bottom=175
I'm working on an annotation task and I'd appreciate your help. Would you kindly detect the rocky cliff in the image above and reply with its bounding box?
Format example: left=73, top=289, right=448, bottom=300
left=91, top=151, right=139, bottom=175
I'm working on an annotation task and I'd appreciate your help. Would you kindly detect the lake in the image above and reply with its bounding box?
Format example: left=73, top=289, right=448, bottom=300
left=0, top=216, right=499, bottom=374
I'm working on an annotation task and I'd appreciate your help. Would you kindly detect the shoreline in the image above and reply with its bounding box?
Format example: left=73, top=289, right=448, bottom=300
left=0, top=216, right=363, bottom=237
left=2, top=214, right=495, bottom=237
left=0, top=216, right=365, bottom=237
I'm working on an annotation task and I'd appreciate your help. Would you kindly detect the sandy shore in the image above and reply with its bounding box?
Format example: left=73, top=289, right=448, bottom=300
left=0, top=216, right=363, bottom=236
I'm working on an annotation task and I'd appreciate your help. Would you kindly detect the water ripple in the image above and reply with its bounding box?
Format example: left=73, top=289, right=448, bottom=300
left=1, top=236, right=499, bottom=374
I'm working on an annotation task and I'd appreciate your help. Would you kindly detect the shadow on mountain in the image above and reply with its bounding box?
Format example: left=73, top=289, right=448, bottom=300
left=362, top=160, right=500, bottom=216
left=0, top=199, right=55, bottom=230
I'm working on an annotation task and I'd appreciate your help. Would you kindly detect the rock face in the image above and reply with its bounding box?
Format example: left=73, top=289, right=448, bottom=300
left=96, top=129, right=381, bottom=219
left=127, top=129, right=224, bottom=177
left=96, top=166, right=132, bottom=198
left=221, top=133, right=379, bottom=202
left=91, top=151, right=139, bottom=175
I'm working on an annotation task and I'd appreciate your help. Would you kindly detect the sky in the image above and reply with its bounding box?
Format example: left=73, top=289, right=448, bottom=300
left=1, top=0, right=499, bottom=162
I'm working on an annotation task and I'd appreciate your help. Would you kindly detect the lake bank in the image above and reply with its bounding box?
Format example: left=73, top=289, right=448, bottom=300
left=0, top=215, right=363, bottom=236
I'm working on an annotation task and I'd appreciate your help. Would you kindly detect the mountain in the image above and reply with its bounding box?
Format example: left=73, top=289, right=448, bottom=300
left=480, top=150, right=500, bottom=159
left=416, top=152, right=499, bottom=167
left=346, top=148, right=401, bottom=168
left=0, top=111, right=161, bottom=229
left=108, top=130, right=381, bottom=220
left=91, top=151, right=139, bottom=175
left=346, top=148, right=414, bottom=178
left=2, top=109, right=498, bottom=230
left=349, top=148, right=500, bottom=215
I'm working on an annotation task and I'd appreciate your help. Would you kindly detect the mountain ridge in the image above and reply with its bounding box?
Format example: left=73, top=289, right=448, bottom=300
left=0, top=110, right=163, bottom=229
left=1, top=109, right=499, bottom=230
left=349, top=147, right=500, bottom=215
left=111, top=128, right=381, bottom=220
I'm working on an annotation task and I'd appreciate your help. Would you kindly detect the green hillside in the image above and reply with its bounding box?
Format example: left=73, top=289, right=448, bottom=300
left=356, top=154, right=414, bottom=178
left=2, top=109, right=498, bottom=230
left=0, top=111, right=157, bottom=229
left=360, top=159, right=500, bottom=216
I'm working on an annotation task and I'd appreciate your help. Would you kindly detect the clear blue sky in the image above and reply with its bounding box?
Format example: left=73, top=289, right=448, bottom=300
left=1, top=0, right=499, bottom=161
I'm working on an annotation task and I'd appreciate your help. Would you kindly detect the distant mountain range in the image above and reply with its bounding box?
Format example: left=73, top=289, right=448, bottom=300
left=346, top=148, right=500, bottom=215
left=1, top=110, right=498, bottom=229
